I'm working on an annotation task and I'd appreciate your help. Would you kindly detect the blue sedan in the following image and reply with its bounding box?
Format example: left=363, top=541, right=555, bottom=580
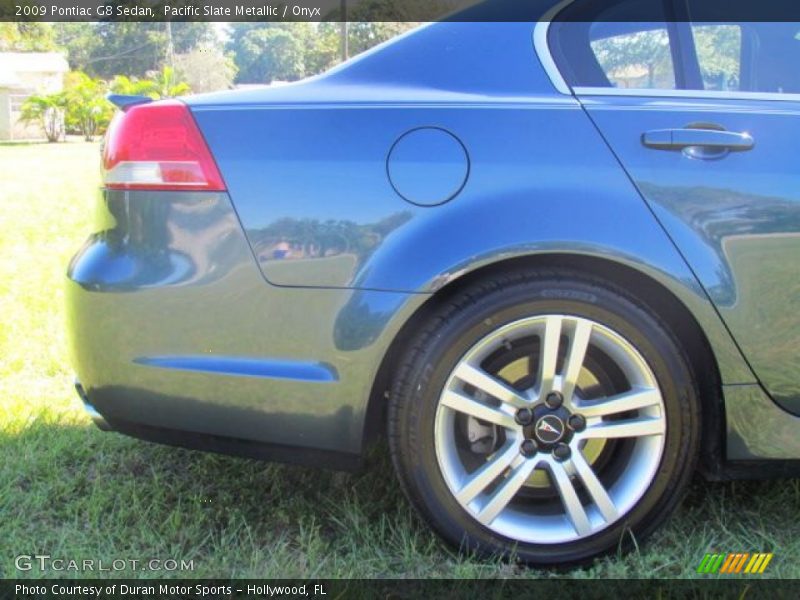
left=67, top=3, right=800, bottom=565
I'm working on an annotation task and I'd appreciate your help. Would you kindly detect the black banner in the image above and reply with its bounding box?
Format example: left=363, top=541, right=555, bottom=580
left=4, top=579, right=800, bottom=600
left=2, top=0, right=800, bottom=23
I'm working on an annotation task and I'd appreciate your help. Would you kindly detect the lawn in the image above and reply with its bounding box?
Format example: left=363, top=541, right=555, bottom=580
left=1, top=141, right=799, bottom=580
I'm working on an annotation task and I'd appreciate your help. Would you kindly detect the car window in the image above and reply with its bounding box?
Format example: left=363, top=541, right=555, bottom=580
left=551, top=1, right=800, bottom=96
left=549, top=0, right=677, bottom=90
left=688, top=19, right=800, bottom=94
left=590, top=23, right=676, bottom=89
left=750, top=23, right=800, bottom=94
left=691, top=24, right=742, bottom=91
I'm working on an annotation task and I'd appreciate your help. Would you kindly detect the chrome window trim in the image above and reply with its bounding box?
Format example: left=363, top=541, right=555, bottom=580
left=533, top=0, right=575, bottom=96
left=573, top=86, right=800, bottom=102
left=534, top=0, right=800, bottom=104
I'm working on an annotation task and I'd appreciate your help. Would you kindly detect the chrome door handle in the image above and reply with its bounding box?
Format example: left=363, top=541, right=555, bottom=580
left=643, top=128, right=754, bottom=151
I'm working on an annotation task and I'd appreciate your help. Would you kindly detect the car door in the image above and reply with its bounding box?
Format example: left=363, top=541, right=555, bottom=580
left=549, top=4, right=800, bottom=414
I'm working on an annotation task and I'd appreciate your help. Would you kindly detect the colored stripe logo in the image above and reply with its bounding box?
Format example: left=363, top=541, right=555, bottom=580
left=697, top=553, right=773, bottom=574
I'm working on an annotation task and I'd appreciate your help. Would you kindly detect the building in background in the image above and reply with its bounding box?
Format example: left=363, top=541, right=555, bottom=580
left=0, top=52, right=68, bottom=141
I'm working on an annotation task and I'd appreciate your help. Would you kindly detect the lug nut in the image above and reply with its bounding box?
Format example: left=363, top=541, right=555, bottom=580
left=515, top=407, right=534, bottom=426
left=520, top=439, right=537, bottom=457
left=567, top=414, right=586, bottom=432
left=545, top=391, right=563, bottom=409
left=553, top=443, right=571, bottom=461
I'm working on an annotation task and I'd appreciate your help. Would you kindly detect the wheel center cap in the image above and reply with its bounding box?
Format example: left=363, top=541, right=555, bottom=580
left=533, top=415, right=565, bottom=444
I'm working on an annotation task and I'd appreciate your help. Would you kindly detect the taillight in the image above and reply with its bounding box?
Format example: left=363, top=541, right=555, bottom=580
left=102, top=100, right=226, bottom=192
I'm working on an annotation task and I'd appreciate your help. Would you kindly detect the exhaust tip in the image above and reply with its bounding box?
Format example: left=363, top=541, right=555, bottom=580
left=74, top=380, right=111, bottom=432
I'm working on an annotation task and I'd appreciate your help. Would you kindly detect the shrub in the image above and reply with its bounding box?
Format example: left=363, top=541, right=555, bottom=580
left=19, top=93, right=66, bottom=142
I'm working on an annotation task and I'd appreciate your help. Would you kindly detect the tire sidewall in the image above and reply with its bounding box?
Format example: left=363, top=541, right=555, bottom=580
left=394, top=277, right=699, bottom=564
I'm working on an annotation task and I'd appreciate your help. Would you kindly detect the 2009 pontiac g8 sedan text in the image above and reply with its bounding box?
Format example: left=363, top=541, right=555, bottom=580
left=67, top=0, right=800, bottom=565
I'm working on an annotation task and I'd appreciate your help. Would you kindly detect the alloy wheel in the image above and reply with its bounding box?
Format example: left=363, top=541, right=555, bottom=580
left=434, top=314, right=666, bottom=544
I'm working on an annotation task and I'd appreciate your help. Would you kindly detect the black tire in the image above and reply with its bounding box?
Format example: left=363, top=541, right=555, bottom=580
left=388, top=269, right=700, bottom=565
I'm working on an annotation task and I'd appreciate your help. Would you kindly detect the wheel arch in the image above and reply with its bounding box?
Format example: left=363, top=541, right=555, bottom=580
left=363, top=252, right=726, bottom=476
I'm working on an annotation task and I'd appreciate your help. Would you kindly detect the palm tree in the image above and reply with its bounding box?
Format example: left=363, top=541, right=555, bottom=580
left=63, top=72, right=113, bottom=141
left=150, top=65, right=191, bottom=98
left=19, top=93, right=67, bottom=142
left=110, top=66, right=190, bottom=100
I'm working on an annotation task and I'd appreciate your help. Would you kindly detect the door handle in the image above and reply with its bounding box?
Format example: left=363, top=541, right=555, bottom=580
left=642, top=128, right=754, bottom=151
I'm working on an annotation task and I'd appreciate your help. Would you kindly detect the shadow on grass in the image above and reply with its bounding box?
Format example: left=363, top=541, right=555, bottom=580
left=1, top=417, right=451, bottom=577
left=0, top=141, right=59, bottom=147
left=2, top=416, right=401, bottom=524
left=3, top=417, right=800, bottom=578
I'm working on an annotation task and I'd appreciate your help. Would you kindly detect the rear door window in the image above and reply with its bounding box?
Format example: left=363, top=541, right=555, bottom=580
left=550, top=0, right=800, bottom=97
left=690, top=24, right=742, bottom=91
left=548, top=0, right=678, bottom=90
left=687, top=19, right=800, bottom=94
left=590, top=23, right=676, bottom=89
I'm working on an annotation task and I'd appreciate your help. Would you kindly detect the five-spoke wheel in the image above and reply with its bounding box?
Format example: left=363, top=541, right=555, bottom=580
left=389, top=272, right=699, bottom=564
left=435, top=315, right=666, bottom=543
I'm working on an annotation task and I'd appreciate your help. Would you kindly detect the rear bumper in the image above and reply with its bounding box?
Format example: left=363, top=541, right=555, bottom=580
left=66, top=190, right=416, bottom=463
left=75, top=373, right=360, bottom=470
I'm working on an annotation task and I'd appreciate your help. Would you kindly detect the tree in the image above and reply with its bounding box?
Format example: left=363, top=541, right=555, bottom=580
left=19, top=70, right=118, bottom=142
left=304, top=23, right=341, bottom=76
left=53, top=23, right=97, bottom=71
left=0, top=23, right=56, bottom=51
left=228, top=24, right=309, bottom=83
left=19, top=93, right=66, bottom=142
left=148, top=65, right=191, bottom=98
left=227, top=22, right=420, bottom=83
left=346, top=22, right=418, bottom=55
left=591, top=29, right=672, bottom=88
left=110, top=66, right=191, bottom=100
left=63, top=72, right=114, bottom=141
left=693, top=25, right=741, bottom=90
left=82, top=22, right=214, bottom=80
left=174, top=47, right=237, bottom=93
left=109, top=74, right=159, bottom=98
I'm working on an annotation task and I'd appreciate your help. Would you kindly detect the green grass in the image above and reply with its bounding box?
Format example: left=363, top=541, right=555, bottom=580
left=1, top=142, right=800, bottom=579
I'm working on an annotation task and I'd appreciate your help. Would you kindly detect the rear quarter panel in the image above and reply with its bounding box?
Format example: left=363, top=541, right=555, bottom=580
left=188, top=24, right=752, bottom=385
